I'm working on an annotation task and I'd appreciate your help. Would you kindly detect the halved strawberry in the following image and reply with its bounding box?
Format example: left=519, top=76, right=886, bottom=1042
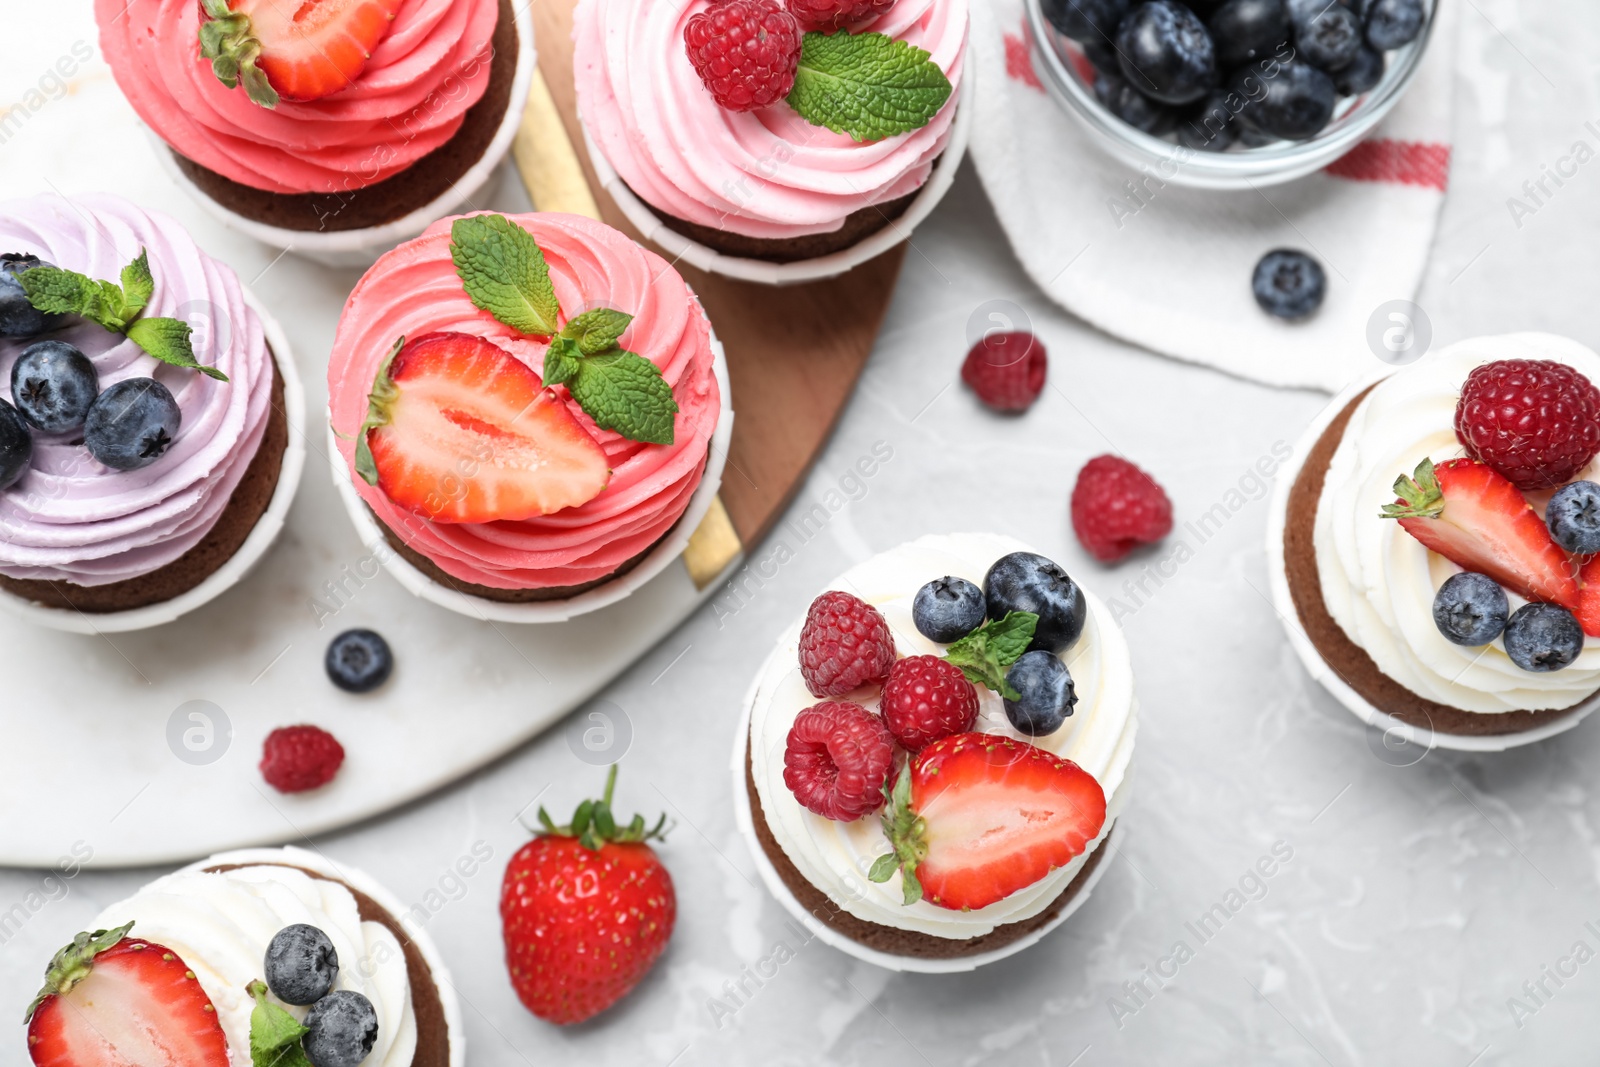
left=199, top=0, right=404, bottom=108
left=26, top=923, right=229, bottom=1067
left=355, top=333, right=610, bottom=524
left=1383, top=458, right=1580, bottom=611
left=869, top=733, right=1107, bottom=912
left=1577, top=555, right=1600, bottom=638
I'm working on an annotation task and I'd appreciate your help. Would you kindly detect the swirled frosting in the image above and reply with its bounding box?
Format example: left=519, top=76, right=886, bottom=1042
left=93, top=850, right=418, bottom=1067
left=1314, top=335, right=1600, bottom=713
left=748, top=533, right=1137, bottom=939
left=574, top=0, right=968, bottom=240
left=96, top=0, right=499, bottom=195
left=328, top=211, right=721, bottom=591
left=0, top=194, right=272, bottom=587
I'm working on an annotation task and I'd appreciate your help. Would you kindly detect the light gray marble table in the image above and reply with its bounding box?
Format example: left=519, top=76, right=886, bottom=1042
left=5, top=1, right=1600, bottom=1063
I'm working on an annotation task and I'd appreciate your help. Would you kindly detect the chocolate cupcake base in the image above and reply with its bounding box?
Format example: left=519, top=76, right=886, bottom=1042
left=651, top=186, right=921, bottom=263
left=1282, top=386, right=1591, bottom=737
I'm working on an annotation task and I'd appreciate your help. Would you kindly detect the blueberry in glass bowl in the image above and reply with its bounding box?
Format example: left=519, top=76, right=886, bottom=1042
left=1029, top=0, right=1434, bottom=189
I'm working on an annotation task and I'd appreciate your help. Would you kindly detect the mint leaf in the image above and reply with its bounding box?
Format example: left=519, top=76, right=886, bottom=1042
left=568, top=350, right=679, bottom=446
left=120, top=251, right=154, bottom=319
left=563, top=308, right=633, bottom=355
left=944, top=612, right=1039, bottom=700
left=450, top=215, right=560, bottom=336
left=126, top=317, right=228, bottom=382
left=18, top=266, right=100, bottom=319
left=247, top=980, right=311, bottom=1067
left=542, top=335, right=583, bottom=388
left=355, top=337, right=405, bottom=486
left=786, top=30, right=953, bottom=142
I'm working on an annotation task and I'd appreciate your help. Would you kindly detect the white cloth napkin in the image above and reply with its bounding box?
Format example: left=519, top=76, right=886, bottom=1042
left=969, top=0, right=1458, bottom=392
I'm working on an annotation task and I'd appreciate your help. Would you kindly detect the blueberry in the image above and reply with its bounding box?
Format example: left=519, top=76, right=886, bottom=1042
left=1235, top=111, right=1278, bottom=146
left=1365, top=0, right=1425, bottom=50
left=1116, top=0, right=1218, bottom=105
left=1094, top=71, right=1180, bottom=134
left=1502, top=603, right=1584, bottom=673
left=84, top=378, right=181, bottom=471
left=0, top=254, right=67, bottom=339
left=1293, top=1, right=1362, bottom=70
left=303, top=991, right=379, bottom=1067
left=984, top=552, right=1088, bottom=654
left=1235, top=58, right=1336, bottom=139
left=1333, top=44, right=1385, bottom=94
left=264, top=924, right=339, bottom=1006
left=1208, top=0, right=1289, bottom=66
left=325, top=629, right=394, bottom=693
left=1431, top=572, right=1509, bottom=647
left=1042, top=0, right=1132, bottom=41
left=1252, top=249, right=1327, bottom=319
left=913, top=577, right=988, bottom=643
left=1003, top=650, right=1079, bottom=736
left=1177, top=90, right=1240, bottom=150
left=0, top=398, right=33, bottom=491
left=11, top=341, right=99, bottom=434
left=1546, top=481, right=1600, bottom=555
left=1083, top=34, right=1123, bottom=75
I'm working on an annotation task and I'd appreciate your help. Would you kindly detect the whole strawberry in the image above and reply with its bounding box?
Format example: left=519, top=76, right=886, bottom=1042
left=798, top=590, right=898, bottom=697
left=684, top=0, right=804, bottom=112
left=1454, top=359, right=1600, bottom=491
left=500, top=767, right=675, bottom=1026
left=1071, top=454, right=1173, bottom=562
left=787, top=0, right=896, bottom=30
left=961, top=330, right=1047, bottom=413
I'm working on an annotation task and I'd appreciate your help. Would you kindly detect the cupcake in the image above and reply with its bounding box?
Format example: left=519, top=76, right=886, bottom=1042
left=736, top=533, right=1136, bottom=970
left=96, top=0, right=533, bottom=265
left=327, top=210, right=727, bottom=620
left=1275, top=334, right=1600, bottom=745
left=573, top=0, right=970, bottom=278
left=22, top=847, right=459, bottom=1067
left=0, top=193, right=303, bottom=630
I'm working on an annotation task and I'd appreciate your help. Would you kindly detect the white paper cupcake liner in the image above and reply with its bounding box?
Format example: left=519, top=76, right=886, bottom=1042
left=585, top=64, right=975, bottom=287
left=153, top=3, right=537, bottom=270
left=1265, top=361, right=1600, bottom=753
left=0, top=290, right=309, bottom=635
left=180, top=847, right=464, bottom=1067
left=328, top=329, right=733, bottom=624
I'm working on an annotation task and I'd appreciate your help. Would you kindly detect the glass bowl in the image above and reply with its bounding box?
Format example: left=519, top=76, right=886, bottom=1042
left=1025, top=0, right=1436, bottom=190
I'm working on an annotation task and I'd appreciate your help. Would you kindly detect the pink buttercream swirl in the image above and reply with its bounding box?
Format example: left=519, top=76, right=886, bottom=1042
left=327, top=212, right=722, bottom=591
left=574, top=0, right=968, bottom=240
left=96, top=0, right=500, bottom=195
left=0, top=194, right=273, bottom=586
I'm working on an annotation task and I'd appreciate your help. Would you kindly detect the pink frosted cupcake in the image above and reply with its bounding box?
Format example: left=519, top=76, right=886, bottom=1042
left=573, top=0, right=970, bottom=277
left=327, top=211, right=726, bottom=618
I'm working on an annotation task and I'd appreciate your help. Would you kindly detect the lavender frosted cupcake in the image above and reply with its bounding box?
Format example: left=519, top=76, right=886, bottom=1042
left=0, top=193, right=303, bottom=626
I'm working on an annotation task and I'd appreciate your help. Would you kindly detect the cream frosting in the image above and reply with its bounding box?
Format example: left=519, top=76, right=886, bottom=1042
left=573, top=0, right=968, bottom=240
left=327, top=211, right=721, bottom=591
left=92, top=856, right=416, bottom=1067
left=1314, top=335, right=1600, bottom=713
left=0, top=194, right=273, bottom=587
left=96, top=0, right=499, bottom=195
left=748, top=533, right=1137, bottom=940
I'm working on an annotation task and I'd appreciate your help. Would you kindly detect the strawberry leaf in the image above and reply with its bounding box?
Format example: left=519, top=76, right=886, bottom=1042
left=355, top=337, right=405, bottom=486
left=1380, top=458, right=1445, bottom=520
left=870, top=772, right=927, bottom=906
left=450, top=215, right=561, bottom=336
left=25, top=922, right=135, bottom=1024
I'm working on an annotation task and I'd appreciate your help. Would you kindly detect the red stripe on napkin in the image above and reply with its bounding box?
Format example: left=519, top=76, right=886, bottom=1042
left=1004, top=18, right=1045, bottom=92
left=1325, top=139, right=1451, bottom=192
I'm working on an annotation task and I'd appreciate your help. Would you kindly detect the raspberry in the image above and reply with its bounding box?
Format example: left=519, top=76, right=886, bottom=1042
left=1454, top=359, right=1600, bottom=491
left=879, top=655, right=979, bottom=752
left=961, top=331, right=1047, bottom=413
left=786, top=0, right=896, bottom=30
left=1071, top=455, right=1174, bottom=562
left=798, top=590, right=897, bottom=696
left=260, top=725, right=345, bottom=794
left=782, top=701, right=896, bottom=821
left=684, top=0, right=803, bottom=112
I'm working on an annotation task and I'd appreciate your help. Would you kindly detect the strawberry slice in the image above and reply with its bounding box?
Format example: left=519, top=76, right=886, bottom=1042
left=1577, top=556, right=1600, bottom=638
left=26, top=923, right=229, bottom=1067
left=870, top=733, right=1107, bottom=912
left=355, top=333, right=610, bottom=524
left=1383, top=458, right=1580, bottom=611
left=199, top=0, right=404, bottom=108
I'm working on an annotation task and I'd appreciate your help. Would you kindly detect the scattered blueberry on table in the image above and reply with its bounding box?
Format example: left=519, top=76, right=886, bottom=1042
left=1252, top=249, right=1327, bottom=319
left=325, top=629, right=395, bottom=693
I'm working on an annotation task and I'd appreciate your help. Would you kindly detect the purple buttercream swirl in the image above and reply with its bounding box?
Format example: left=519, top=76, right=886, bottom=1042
left=0, top=193, right=273, bottom=586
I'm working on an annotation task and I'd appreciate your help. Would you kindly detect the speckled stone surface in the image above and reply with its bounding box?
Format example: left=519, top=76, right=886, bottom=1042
left=5, top=2, right=1600, bottom=1064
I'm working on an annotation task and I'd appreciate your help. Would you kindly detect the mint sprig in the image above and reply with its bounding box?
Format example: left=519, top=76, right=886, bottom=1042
left=247, top=980, right=312, bottom=1067
left=17, top=251, right=228, bottom=381
left=944, top=612, right=1039, bottom=701
left=448, top=216, right=679, bottom=446
left=786, top=30, right=954, bottom=142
